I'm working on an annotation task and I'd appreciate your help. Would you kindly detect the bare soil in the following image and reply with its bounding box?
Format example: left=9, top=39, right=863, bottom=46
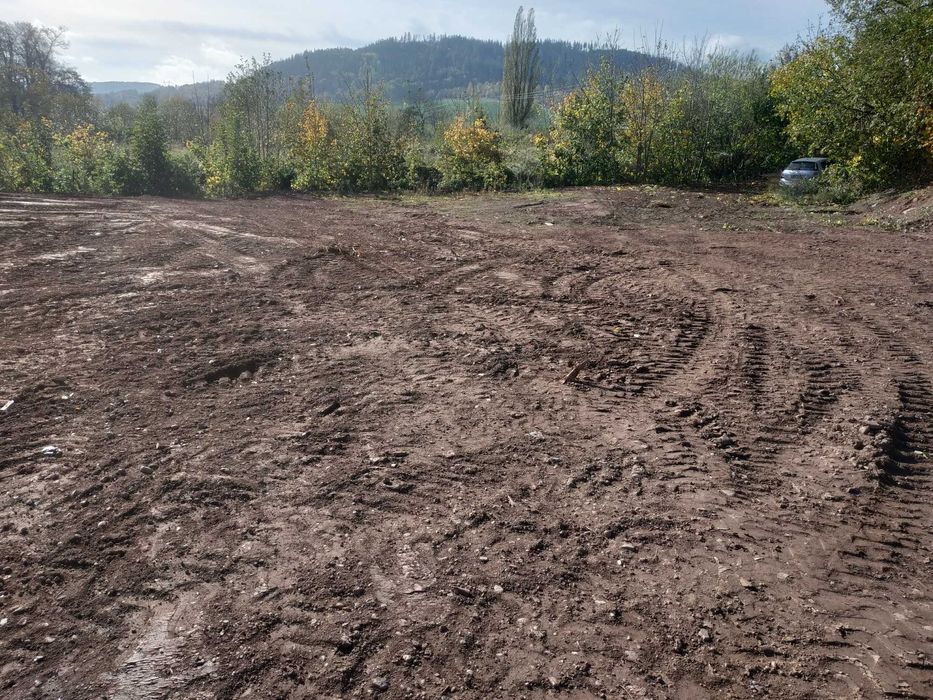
left=0, top=187, right=931, bottom=699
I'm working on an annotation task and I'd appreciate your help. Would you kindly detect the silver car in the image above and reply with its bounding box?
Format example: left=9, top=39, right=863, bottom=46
left=780, top=157, right=829, bottom=188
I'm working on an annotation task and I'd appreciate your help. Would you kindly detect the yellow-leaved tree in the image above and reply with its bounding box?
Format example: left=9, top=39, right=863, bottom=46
left=292, top=101, right=335, bottom=191
left=54, top=124, right=116, bottom=193
left=439, top=115, right=506, bottom=190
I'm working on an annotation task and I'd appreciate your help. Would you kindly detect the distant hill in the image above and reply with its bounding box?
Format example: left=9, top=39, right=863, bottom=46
left=90, top=81, right=162, bottom=95
left=90, top=80, right=224, bottom=108
left=91, top=35, right=667, bottom=106
left=90, top=82, right=160, bottom=108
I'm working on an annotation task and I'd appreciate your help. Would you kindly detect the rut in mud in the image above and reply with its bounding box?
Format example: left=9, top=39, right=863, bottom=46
left=0, top=189, right=930, bottom=699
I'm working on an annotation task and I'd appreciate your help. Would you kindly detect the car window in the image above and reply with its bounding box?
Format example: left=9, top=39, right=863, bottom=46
left=789, top=161, right=816, bottom=170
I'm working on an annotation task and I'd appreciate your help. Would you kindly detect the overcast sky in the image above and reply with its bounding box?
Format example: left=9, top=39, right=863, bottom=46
left=4, top=0, right=829, bottom=84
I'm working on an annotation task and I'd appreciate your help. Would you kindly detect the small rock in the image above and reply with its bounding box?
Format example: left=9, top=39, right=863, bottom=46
left=382, top=479, right=413, bottom=494
left=40, top=445, right=61, bottom=457
left=318, top=399, right=340, bottom=417
left=141, top=466, right=154, bottom=475
left=336, top=635, right=355, bottom=654
left=239, top=370, right=253, bottom=381
left=739, top=577, right=758, bottom=590
left=698, top=628, right=712, bottom=643
left=370, top=676, right=390, bottom=692
left=492, top=585, right=504, bottom=594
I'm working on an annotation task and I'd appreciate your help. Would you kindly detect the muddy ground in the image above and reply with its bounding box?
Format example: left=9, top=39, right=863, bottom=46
left=0, top=187, right=930, bottom=699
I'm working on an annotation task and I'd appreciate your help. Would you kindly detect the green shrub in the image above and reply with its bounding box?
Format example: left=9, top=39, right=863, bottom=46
left=502, top=132, right=542, bottom=189
left=130, top=97, right=172, bottom=194
left=332, top=86, right=404, bottom=191
left=2, top=119, right=55, bottom=192
left=535, top=60, right=627, bottom=186
left=166, top=149, right=204, bottom=197
left=109, top=148, right=145, bottom=195
left=260, top=157, right=296, bottom=192
left=402, top=140, right=442, bottom=191
left=816, top=164, right=865, bottom=204
left=199, top=111, right=262, bottom=197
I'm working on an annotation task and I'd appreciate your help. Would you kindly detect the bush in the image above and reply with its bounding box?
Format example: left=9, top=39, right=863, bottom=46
left=332, top=86, right=404, bottom=191
left=502, top=131, right=542, bottom=189
left=781, top=163, right=865, bottom=205
left=260, top=157, right=296, bottom=192
left=402, top=140, right=442, bottom=191
left=130, top=97, right=172, bottom=194
left=816, top=164, right=865, bottom=204
left=1, top=119, right=55, bottom=192
left=52, top=124, right=119, bottom=194
left=166, top=149, right=204, bottom=197
left=107, top=148, right=143, bottom=195
left=535, top=60, right=627, bottom=186
left=198, top=111, right=261, bottom=197
left=439, top=115, right=507, bottom=190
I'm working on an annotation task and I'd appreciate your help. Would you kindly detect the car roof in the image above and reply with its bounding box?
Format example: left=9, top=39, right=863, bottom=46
left=792, top=157, right=829, bottom=163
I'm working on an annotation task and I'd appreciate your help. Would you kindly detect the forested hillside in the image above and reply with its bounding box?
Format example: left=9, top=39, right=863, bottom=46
left=93, top=35, right=661, bottom=103
left=272, top=36, right=660, bottom=99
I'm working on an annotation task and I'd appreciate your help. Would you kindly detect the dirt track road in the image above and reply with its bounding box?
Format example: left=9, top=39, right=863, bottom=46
left=0, top=188, right=931, bottom=698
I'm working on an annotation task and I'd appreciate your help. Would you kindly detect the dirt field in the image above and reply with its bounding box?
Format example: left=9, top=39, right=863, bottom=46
left=0, top=187, right=931, bottom=699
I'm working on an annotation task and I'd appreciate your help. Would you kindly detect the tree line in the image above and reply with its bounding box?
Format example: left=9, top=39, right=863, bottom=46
left=0, top=1, right=930, bottom=201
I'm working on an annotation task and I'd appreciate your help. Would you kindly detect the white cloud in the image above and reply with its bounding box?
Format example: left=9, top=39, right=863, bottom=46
left=708, top=34, right=748, bottom=49
left=148, top=55, right=204, bottom=86
left=147, top=41, right=241, bottom=84
left=200, top=40, right=241, bottom=70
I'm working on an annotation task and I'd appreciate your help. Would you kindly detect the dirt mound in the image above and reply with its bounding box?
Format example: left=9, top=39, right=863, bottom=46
left=853, top=184, right=933, bottom=229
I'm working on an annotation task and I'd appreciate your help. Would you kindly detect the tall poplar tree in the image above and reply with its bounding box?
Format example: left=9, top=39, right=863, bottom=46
left=500, top=7, right=539, bottom=129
